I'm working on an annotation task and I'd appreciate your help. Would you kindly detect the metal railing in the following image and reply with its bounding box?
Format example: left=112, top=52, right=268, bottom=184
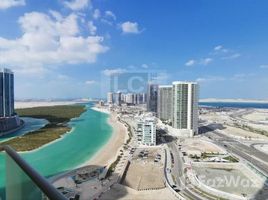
left=0, top=145, right=66, bottom=200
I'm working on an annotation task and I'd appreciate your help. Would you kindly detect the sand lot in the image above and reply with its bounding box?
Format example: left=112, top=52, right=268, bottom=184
left=122, top=148, right=165, bottom=190
left=242, top=110, right=268, bottom=123
left=223, top=125, right=268, bottom=140
left=182, top=138, right=225, bottom=153
left=100, top=184, right=177, bottom=200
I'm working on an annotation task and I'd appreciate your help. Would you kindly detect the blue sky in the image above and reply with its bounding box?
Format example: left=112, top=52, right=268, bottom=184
left=0, top=0, right=268, bottom=99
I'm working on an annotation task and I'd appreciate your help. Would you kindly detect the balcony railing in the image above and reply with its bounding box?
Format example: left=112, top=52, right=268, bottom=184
left=0, top=145, right=66, bottom=200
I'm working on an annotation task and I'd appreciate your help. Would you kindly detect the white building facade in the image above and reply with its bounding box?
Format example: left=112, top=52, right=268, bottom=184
left=172, top=81, right=199, bottom=137
left=141, top=117, right=156, bottom=146
left=107, top=92, right=113, bottom=104
left=115, top=91, right=122, bottom=106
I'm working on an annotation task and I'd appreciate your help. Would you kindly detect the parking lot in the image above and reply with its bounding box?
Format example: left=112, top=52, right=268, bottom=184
left=122, top=147, right=165, bottom=190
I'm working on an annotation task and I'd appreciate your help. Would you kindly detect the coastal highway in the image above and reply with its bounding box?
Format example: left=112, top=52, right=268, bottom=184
left=167, top=141, right=215, bottom=200
left=202, top=126, right=268, bottom=176
left=250, top=142, right=268, bottom=151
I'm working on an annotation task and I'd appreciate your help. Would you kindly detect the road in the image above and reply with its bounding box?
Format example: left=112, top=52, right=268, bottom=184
left=230, top=109, right=268, bottom=125
left=201, top=126, right=268, bottom=176
left=167, top=141, right=215, bottom=200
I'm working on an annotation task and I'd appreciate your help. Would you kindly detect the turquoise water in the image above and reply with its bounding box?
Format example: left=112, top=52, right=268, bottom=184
left=0, top=117, right=49, bottom=142
left=0, top=103, right=112, bottom=198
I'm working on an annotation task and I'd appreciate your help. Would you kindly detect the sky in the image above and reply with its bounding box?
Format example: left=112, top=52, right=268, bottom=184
left=0, top=0, right=268, bottom=99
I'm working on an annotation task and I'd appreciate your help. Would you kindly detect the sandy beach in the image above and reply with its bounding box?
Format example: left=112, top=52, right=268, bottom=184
left=14, top=102, right=127, bottom=167
left=83, top=106, right=128, bottom=167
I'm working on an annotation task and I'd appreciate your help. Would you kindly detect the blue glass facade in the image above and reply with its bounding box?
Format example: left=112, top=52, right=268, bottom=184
left=147, top=84, right=158, bottom=113
left=0, top=69, right=15, bottom=117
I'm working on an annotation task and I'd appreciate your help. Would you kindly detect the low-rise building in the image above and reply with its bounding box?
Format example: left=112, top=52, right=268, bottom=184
left=135, top=116, right=156, bottom=146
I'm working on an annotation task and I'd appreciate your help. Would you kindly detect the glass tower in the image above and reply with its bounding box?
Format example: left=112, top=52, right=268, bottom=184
left=0, top=68, right=15, bottom=117
left=172, top=81, right=199, bottom=136
left=147, top=83, right=158, bottom=113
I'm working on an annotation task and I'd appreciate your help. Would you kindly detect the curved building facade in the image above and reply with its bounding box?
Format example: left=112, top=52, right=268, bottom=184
left=0, top=68, right=15, bottom=117
left=0, top=68, right=23, bottom=135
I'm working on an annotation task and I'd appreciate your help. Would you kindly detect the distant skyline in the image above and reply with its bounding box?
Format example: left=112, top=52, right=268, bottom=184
left=1, top=0, right=268, bottom=99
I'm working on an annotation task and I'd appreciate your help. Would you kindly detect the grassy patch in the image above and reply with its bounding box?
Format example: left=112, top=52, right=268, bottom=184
left=106, top=155, right=122, bottom=177
left=223, top=155, right=239, bottom=162
left=201, top=152, right=221, bottom=159
left=1, top=105, right=86, bottom=151
left=233, top=123, right=268, bottom=137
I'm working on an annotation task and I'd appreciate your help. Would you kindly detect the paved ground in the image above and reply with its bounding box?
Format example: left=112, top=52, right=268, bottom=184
left=167, top=141, right=206, bottom=200
left=99, top=183, right=177, bottom=200
left=253, top=143, right=268, bottom=154
left=202, top=127, right=268, bottom=174
left=193, top=166, right=266, bottom=198
left=122, top=148, right=165, bottom=190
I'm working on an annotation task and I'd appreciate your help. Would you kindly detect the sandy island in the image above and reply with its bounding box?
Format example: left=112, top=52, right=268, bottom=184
left=15, top=101, right=84, bottom=109
left=83, top=106, right=128, bottom=167
left=14, top=101, right=128, bottom=170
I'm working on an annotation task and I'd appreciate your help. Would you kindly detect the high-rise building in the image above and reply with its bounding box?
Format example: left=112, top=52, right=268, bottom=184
left=172, top=81, right=199, bottom=137
left=120, top=93, right=125, bottom=103
left=136, top=93, right=143, bottom=104
left=107, top=92, right=113, bottom=104
left=136, top=118, right=143, bottom=142
left=142, top=93, right=147, bottom=104
left=115, top=91, right=122, bottom=106
left=0, top=68, right=23, bottom=135
left=147, top=83, right=158, bottom=113
left=139, top=117, right=156, bottom=146
left=125, top=93, right=134, bottom=104
left=133, top=93, right=138, bottom=105
left=157, top=85, right=173, bottom=122
left=0, top=68, right=15, bottom=117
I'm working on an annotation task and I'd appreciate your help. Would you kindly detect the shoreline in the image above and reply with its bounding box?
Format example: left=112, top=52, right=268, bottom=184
left=18, top=108, right=88, bottom=154
left=15, top=101, right=87, bottom=109
left=200, top=98, right=268, bottom=103
left=2, top=104, right=86, bottom=152
left=80, top=106, right=128, bottom=167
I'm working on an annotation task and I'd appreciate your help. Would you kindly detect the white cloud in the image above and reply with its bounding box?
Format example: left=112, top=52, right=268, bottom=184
left=88, top=21, right=97, bottom=35
left=186, top=45, right=241, bottom=67
left=105, top=11, right=116, bottom=20
left=222, top=53, right=241, bottom=60
left=0, top=0, right=25, bottom=10
left=213, top=45, right=229, bottom=53
left=101, top=18, right=113, bottom=26
left=0, top=11, right=108, bottom=74
left=141, top=64, right=149, bottom=68
left=85, top=80, right=96, bottom=85
left=196, top=76, right=225, bottom=83
left=120, top=21, right=141, bottom=34
left=185, top=59, right=195, bottom=66
left=260, top=65, right=268, bottom=69
left=214, top=45, right=223, bottom=51
left=102, top=68, right=126, bottom=76
left=64, top=0, right=91, bottom=11
left=230, top=73, right=255, bottom=81
left=213, top=45, right=240, bottom=59
left=185, top=58, right=212, bottom=66
left=93, top=9, right=101, bottom=20
left=200, top=57, right=213, bottom=65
